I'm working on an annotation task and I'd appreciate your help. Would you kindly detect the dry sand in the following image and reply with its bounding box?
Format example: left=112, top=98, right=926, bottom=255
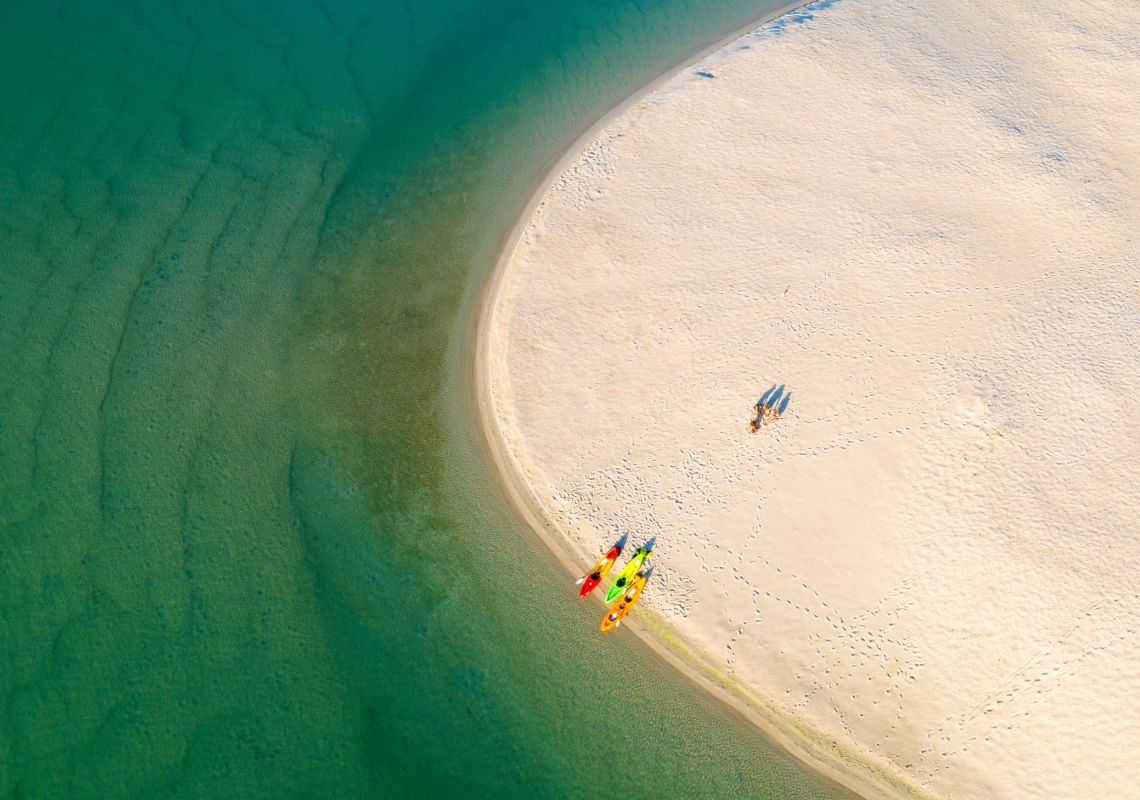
left=478, top=0, right=1140, bottom=797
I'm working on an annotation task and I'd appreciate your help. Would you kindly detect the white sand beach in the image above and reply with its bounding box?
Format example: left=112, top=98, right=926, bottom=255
left=478, top=0, right=1140, bottom=797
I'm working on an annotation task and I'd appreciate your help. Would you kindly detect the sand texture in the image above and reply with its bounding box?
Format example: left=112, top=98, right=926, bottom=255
left=481, top=0, right=1140, bottom=796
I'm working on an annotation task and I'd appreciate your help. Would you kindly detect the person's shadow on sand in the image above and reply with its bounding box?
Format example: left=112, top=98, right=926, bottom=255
left=751, top=384, right=791, bottom=431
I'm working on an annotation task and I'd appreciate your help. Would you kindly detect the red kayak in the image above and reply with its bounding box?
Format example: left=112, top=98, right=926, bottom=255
left=576, top=545, right=621, bottom=597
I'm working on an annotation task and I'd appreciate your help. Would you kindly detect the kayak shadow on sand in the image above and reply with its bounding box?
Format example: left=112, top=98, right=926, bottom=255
left=639, top=535, right=657, bottom=554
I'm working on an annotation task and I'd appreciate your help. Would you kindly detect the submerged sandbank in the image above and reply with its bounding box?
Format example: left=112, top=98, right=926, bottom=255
left=478, top=0, right=1140, bottom=797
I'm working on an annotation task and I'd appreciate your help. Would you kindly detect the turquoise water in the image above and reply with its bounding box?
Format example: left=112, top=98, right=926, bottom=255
left=0, top=1, right=859, bottom=797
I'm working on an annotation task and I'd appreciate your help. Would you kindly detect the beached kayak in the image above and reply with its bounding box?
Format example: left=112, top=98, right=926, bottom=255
left=576, top=545, right=621, bottom=597
left=605, top=546, right=651, bottom=603
left=600, top=573, right=647, bottom=632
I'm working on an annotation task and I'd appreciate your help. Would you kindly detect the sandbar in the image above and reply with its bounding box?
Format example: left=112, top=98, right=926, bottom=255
left=477, top=0, right=1140, bottom=797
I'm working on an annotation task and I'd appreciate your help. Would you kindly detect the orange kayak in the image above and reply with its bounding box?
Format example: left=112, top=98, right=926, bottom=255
left=599, top=573, right=647, bottom=632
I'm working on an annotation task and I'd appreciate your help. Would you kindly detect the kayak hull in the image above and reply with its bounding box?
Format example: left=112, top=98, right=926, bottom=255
left=600, top=574, right=647, bottom=632
left=605, top=547, right=650, bottom=603
left=578, top=545, right=621, bottom=597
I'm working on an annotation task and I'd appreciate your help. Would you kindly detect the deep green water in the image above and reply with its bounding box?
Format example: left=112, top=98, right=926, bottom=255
left=0, top=1, right=859, bottom=797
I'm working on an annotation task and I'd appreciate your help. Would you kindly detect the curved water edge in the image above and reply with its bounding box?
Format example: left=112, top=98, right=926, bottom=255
left=3, top=1, right=894, bottom=795
left=467, top=5, right=930, bottom=800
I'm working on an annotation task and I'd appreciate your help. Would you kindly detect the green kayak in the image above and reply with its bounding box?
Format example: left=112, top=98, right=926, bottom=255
left=605, top=546, right=651, bottom=603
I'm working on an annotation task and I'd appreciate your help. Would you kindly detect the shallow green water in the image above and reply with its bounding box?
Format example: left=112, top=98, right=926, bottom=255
left=0, top=1, right=858, bottom=797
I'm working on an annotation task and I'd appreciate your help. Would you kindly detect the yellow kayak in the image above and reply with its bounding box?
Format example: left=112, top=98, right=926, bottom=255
left=600, top=573, right=647, bottom=632
left=605, top=546, right=651, bottom=603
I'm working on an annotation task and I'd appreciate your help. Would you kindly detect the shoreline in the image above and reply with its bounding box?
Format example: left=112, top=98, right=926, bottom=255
left=468, top=4, right=927, bottom=798
left=471, top=0, right=1140, bottom=796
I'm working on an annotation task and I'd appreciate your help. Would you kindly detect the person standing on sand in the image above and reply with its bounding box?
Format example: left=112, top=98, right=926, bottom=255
left=749, top=387, right=789, bottom=432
